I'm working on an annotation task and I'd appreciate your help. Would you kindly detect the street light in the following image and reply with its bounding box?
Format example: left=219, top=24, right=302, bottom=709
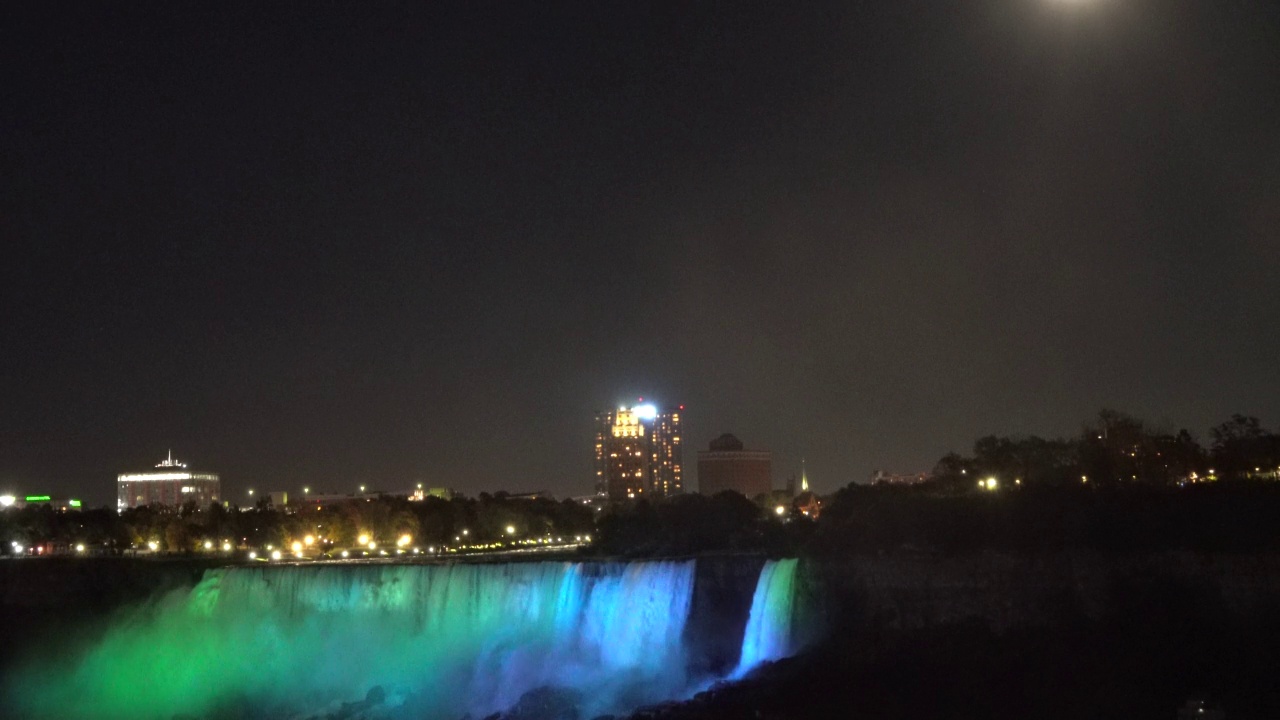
left=505, top=525, right=516, bottom=535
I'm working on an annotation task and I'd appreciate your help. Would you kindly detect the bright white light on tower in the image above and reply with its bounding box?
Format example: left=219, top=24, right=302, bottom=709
left=633, top=404, right=658, bottom=420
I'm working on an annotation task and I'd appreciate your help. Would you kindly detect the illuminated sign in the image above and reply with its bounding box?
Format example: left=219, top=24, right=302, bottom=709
left=25, top=495, right=51, bottom=502
left=69, top=499, right=82, bottom=507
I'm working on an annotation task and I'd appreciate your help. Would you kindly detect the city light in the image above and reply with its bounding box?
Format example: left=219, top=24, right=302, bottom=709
left=506, top=525, right=516, bottom=535
left=248, top=551, right=257, bottom=559
left=291, top=541, right=303, bottom=553
left=204, top=540, right=213, bottom=550
left=633, top=404, right=658, bottom=420
left=270, top=549, right=282, bottom=560
left=0, top=495, right=14, bottom=507
left=222, top=541, right=232, bottom=552
left=367, top=541, right=377, bottom=550
left=397, top=534, right=412, bottom=547
left=357, top=533, right=370, bottom=545
left=75, top=544, right=85, bottom=553
left=12, top=543, right=23, bottom=553
left=304, top=535, right=315, bottom=546
left=147, top=541, right=159, bottom=551
left=774, top=505, right=787, bottom=516
left=341, top=550, right=349, bottom=558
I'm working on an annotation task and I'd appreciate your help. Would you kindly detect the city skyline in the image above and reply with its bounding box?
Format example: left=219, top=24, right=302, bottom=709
left=3, top=2, right=1278, bottom=505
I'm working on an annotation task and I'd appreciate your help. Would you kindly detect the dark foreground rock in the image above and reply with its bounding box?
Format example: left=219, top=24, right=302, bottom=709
left=497, top=686, right=584, bottom=720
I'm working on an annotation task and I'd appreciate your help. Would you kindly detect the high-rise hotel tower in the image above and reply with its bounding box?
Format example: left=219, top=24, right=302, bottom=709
left=593, top=402, right=683, bottom=499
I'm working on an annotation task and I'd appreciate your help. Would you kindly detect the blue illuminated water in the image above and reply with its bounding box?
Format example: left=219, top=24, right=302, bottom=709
left=5, top=558, right=805, bottom=719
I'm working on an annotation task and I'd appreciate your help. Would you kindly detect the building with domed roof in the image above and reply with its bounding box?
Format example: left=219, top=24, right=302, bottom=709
left=696, top=433, right=772, bottom=498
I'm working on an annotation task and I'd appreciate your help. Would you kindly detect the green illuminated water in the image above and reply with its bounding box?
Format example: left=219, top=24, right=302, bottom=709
left=3, top=559, right=804, bottom=720
left=734, top=558, right=800, bottom=677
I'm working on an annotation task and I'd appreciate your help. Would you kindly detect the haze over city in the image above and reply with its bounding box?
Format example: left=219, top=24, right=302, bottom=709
left=3, top=1, right=1278, bottom=506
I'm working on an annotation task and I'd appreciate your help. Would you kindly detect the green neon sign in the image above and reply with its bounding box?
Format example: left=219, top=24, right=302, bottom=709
left=25, top=495, right=51, bottom=502
left=69, top=499, right=82, bottom=507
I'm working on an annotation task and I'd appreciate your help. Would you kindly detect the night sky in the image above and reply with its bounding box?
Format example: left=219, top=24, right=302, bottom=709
left=3, top=1, right=1278, bottom=506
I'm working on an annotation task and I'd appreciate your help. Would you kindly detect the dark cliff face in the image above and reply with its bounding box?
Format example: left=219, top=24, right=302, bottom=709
left=681, top=555, right=766, bottom=677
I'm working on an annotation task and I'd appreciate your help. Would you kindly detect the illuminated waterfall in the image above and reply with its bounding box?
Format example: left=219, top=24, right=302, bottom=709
left=4, top=558, right=808, bottom=720
left=733, top=558, right=800, bottom=677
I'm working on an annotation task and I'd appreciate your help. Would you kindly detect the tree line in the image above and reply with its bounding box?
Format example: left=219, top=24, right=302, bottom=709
left=930, top=409, right=1280, bottom=489
left=0, top=493, right=595, bottom=555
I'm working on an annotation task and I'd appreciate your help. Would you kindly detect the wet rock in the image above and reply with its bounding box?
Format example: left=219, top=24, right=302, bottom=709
left=500, top=686, right=583, bottom=720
